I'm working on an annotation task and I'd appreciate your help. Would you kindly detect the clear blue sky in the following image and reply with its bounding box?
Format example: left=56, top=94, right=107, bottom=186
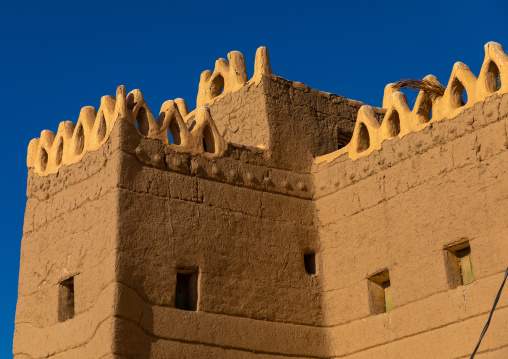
left=1, top=0, right=507, bottom=355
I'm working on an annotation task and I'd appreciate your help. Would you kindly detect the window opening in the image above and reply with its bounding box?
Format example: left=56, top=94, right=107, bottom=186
left=368, top=269, right=393, bottom=314
left=304, top=252, right=316, bottom=275
left=58, top=277, right=75, bottom=322
left=445, top=241, right=476, bottom=288
left=175, top=269, right=199, bottom=311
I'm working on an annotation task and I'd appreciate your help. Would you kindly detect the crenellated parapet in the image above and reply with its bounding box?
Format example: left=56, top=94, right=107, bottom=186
left=317, top=41, right=508, bottom=163
left=27, top=86, right=228, bottom=176
left=27, top=46, right=276, bottom=177
left=29, top=42, right=507, bottom=176
left=196, top=46, right=272, bottom=108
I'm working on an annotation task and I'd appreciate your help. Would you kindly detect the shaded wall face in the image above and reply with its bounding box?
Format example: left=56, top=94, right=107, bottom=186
left=111, top=121, right=327, bottom=358
left=14, top=136, right=121, bottom=359
left=313, top=93, right=508, bottom=358
left=203, top=75, right=384, bottom=173
left=261, top=76, right=370, bottom=171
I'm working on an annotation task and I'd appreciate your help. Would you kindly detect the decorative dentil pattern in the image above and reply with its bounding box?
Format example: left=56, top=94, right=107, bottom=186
left=318, top=42, right=508, bottom=162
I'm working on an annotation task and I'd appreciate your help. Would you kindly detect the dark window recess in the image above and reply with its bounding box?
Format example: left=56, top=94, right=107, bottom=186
left=368, top=269, right=393, bottom=314
left=58, top=277, right=75, bottom=322
left=445, top=241, right=476, bottom=288
left=175, top=270, right=199, bottom=311
left=337, top=130, right=352, bottom=150
left=304, top=253, right=316, bottom=275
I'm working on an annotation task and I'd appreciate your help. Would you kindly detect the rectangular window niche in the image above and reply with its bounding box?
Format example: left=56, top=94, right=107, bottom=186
left=444, top=241, right=476, bottom=288
left=58, top=277, right=75, bottom=322
left=368, top=269, right=393, bottom=314
left=175, top=269, right=199, bottom=311
left=304, top=252, right=316, bottom=275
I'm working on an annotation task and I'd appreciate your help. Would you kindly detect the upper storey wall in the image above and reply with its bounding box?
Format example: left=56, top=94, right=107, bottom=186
left=199, top=73, right=384, bottom=173
left=188, top=47, right=385, bottom=173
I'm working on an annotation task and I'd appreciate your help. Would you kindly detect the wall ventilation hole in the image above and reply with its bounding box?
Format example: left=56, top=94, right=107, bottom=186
left=58, top=277, right=75, bottom=322
left=136, top=107, right=149, bottom=136
left=386, top=110, right=401, bottom=137
left=368, top=269, right=393, bottom=314
left=445, top=241, right=476, bottom=288
left=304, top=252, right=316, bottom=275
left=486, top=61, right=501, bottom=93
left=74, top=125, right=85, bottom=155
left=168, top=119, right=181, bottom=145
left=356, top=123, right=370, bottom=153
left=175, top=269, right=199, bottom=311
left=202, top=125, right=215, bottom=154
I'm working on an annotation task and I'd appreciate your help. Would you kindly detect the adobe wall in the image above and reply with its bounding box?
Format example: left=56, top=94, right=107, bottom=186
left=313, top=92, right=508, bottom=358
left=110, top=119, right=327, bottom=358
left=17, top=43, right=508, bottom=358
left=14, top=126, right=123, bottom=358
left=200, top=74, right=385, bottom=173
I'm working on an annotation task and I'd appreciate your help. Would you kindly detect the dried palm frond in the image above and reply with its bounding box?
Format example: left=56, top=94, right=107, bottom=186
left=394, top=78, right=446, bottom=101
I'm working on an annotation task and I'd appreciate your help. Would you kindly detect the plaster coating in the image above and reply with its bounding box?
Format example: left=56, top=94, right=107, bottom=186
left=15, top=43, right=508, bottom=358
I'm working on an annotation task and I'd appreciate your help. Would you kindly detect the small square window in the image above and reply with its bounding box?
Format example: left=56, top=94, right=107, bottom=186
left=445, top=241, right=476, bottom=288
left=175, top=269, right=199, bottom=311
left=367, top=269, right=393, bottom=314
left=304, top=252, right=316, bottom=275
left=58, top=277, right=75, bottom=322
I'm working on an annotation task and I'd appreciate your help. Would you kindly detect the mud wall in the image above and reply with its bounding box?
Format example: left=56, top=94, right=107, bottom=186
left=111, top=119, right=326, bottom=358
left=14, top=131, right=122, bottom=358
left=203, top=75, right=385, bottom=173
left=313, top=93, right=508, bottom=358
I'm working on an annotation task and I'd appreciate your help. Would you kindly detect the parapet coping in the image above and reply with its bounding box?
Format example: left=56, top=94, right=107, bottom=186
left=316, top=42, right=508, bottom=163
left=27, top=42, right=508, bottom=178
left=26, top=47, right=273, bottom=177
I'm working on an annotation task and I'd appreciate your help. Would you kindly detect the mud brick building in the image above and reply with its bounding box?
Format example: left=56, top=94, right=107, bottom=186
left=14, top=42, right=508, bottom=358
